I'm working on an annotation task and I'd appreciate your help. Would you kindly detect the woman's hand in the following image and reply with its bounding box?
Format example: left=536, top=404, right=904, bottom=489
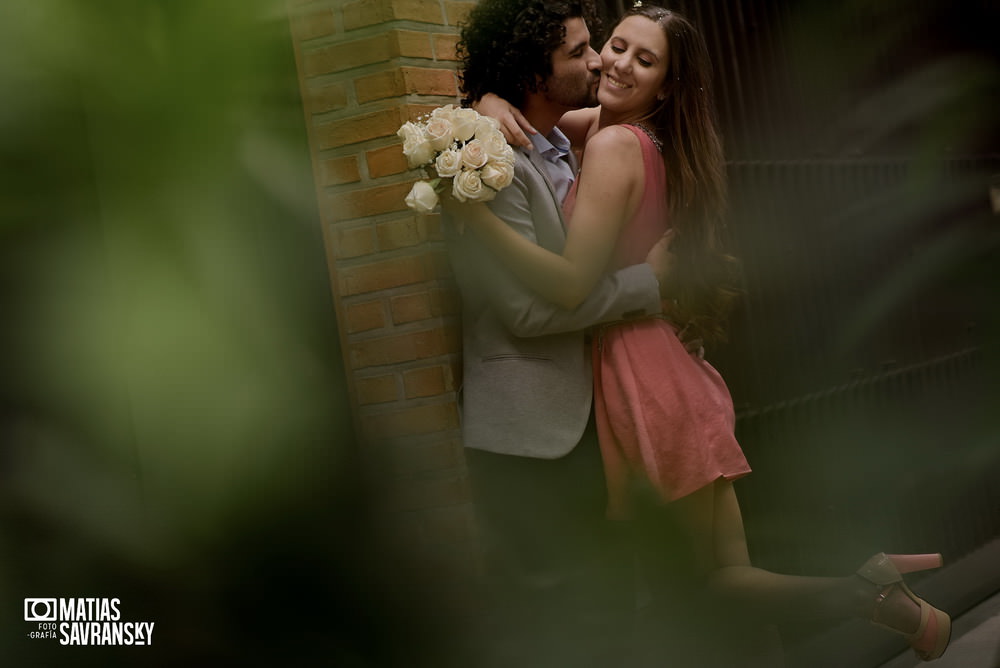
left=440, top=191, right=491, bottom=235
left=473, top=93, right=535, bottom=150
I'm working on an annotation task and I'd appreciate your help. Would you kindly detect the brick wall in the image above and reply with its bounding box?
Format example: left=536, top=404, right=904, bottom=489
left=285, top=0, right=480, bottom=581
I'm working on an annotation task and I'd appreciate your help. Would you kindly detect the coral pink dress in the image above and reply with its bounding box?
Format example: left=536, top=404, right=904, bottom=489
left=564, top=124, right=751, bottom=518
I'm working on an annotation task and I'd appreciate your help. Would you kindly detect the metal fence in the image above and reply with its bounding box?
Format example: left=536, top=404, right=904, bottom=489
left=594, top=0, right=1000, bottom=658
left=734, top=346, right=1000, bottom=573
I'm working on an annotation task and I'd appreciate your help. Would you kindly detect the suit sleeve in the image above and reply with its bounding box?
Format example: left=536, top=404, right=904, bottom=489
left=445, top=155, right=662, bottom=338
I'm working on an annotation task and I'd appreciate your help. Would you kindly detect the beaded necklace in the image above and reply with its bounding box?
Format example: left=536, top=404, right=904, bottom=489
left=634, top=122, right=664, bottom=153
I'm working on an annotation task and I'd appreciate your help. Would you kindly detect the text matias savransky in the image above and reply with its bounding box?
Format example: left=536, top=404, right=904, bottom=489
left=24, top=597, right=155, bottom=646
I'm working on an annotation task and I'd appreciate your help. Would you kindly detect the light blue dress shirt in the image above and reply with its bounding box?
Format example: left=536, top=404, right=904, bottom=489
left=529, top=127, right=575, bottom=204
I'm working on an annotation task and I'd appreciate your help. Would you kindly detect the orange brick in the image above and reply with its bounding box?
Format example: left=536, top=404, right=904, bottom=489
left=344, top=299, right=386, bottom=333
left=303, top=33, right=393, bottom=77
left=391, top=0, right=446, bottom=25
left=391, top=292, right=432, bottom=324
left=403, top=364, right=455, bottom=398
left=331, top=223, right=376, bottom=259
left=306, top=83, right=348, bottom=114
left=329, top=181, right=412, bottom=220
left=348, top=324, right=458, bottom=366
left=322, top=156, right=360, bottom=186
left=402, top=103, right=441, bottom=123
left=318, top=108, right=402, bottom=149
left=342, top=0, right=392, bottom=31
left=366, top=145, right=408, bottom=179
left=290, top=8, right=336, bottom=41
left=401, top=67, right=457, bottom=97
left=356, top=67, right=456, bottom=104
left=444, top=1, right=476, bottom=26
left=393, top=30, right=435, bottom=60
left=376, top=216, right=427, bottom=250
left=433, top=33, right=461, bottom=61
left=339, top=254, right=435, bottom=297
left=356, top=373, right=398, bottom=405
left=354, top=70, right=404, bottom=104
left=363, top=401, right=460, bottom=440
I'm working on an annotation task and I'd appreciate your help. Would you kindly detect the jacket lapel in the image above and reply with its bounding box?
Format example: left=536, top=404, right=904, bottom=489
left=522, top=147, right=568, bottom=232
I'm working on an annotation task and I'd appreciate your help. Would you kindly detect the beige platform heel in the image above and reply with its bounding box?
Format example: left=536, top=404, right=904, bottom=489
left=856, top=553, right=951, bottom=661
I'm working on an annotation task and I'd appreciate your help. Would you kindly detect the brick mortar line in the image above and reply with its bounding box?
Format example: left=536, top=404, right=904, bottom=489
left=324, top=170, right=422, bottom=191
left=353, top=355, right=460, bottom=379
left=331, top=239, right=449, bottom=265
left=297, top=20, right=462, bottom=48
left=307, top=94, right=460, bottom=129
left=344, top=313, right=461, bottom=343
left=341, top=280, right=456, bottom=304
left=325, top=210, right=421, bottom=233
left=301, top=59, right=460, bottom=89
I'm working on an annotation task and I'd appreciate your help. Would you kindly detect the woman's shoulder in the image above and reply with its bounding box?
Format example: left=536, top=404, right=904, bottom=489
left=583, top=124, right=643, bottom=161
left=559, top=107, right=599, bottom=147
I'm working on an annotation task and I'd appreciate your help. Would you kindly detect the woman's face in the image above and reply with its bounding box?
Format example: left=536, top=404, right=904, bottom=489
left=598, top=15, right=669, bottom=119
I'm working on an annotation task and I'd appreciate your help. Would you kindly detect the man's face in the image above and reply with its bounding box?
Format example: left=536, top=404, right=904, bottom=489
left=542, top=17, right=602, bottom=111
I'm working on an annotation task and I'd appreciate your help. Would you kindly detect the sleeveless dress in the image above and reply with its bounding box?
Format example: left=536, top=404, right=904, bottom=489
left=563, top=124, right=751, bottom=518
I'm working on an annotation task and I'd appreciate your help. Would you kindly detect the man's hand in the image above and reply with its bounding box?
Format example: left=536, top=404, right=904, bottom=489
left=646, top=230, right=703, bottom=357
left=473, top=93, right=535, bottom=150
left=644, top=229, right=676, bottom=299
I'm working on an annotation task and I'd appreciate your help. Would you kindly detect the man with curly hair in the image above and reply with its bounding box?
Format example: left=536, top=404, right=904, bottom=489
left=446, top=0, right=674, bottom=663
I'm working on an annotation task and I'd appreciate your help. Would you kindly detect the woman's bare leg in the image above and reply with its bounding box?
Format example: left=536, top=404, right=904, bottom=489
left=669, top=480, right=884, bottom=623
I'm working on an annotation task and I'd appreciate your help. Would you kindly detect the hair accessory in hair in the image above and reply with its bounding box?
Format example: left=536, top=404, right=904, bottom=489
left=633, top=0, right=643, bottom=7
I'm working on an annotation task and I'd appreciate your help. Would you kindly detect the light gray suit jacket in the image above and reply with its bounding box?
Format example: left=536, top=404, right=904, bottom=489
left=445, top=146, right=662, bottom=459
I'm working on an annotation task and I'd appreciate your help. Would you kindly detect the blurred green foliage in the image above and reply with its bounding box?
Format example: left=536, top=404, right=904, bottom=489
left=0, top=2, right=447, bottom=665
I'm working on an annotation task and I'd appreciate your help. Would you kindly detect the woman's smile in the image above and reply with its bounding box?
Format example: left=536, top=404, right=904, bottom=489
left=604, top=73, right=631, bottom=90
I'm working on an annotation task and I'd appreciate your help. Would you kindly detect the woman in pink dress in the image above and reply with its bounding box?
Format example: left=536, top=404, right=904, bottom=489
left=449, top=5, right=950, bottom=661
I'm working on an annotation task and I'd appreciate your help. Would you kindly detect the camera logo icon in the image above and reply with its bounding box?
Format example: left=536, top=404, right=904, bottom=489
left=24, top=598, right=57, bottom=622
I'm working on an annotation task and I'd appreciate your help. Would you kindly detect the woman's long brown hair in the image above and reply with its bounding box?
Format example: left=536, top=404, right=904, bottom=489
left=627, top=5, right=742, bottom=344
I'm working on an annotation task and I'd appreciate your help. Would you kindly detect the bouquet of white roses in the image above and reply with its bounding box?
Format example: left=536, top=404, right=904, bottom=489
left=397, top=105, right=516, bottom=213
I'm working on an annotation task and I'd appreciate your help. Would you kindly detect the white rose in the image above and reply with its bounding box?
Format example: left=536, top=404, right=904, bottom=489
left=480, top=160, right=515, bottom=191
left=430, top=104, right=456, bottom=121
left=451, top=107, right=479, bottom=142
left=397, top=122, right=434, bottom=167
left=402, top=136, right=433, bottom=168
left=474, top=115, right=501, bottom=138
left=397, top=121, right=422, bottom=144
left=434, top=148, right=462, bottom=178
left=452, top=169, right=492, bottom=202
left=425, top=116, right=454, bottom=151
left=460, top=139, right=489, bottom=170
left=405, top=180, right=439, bottom=213
left=480, top=128, right=515, bottom=163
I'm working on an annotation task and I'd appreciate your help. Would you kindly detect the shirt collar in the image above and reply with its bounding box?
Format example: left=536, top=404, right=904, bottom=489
left=529, top=126, right=572, bottom=163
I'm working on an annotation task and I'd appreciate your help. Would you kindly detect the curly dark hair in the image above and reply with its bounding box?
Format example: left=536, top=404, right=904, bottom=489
left=457, top=0, right=601, bottom=108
